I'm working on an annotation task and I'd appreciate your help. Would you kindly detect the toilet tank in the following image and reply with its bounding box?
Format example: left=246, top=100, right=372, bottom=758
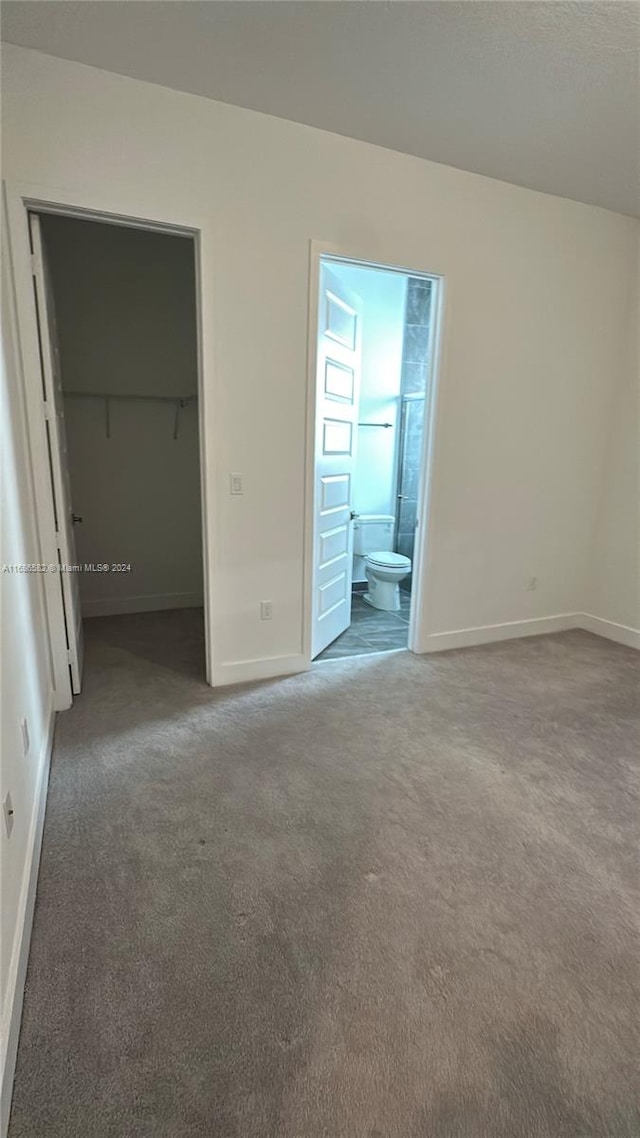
left=353, top=514, right=395, bottom=555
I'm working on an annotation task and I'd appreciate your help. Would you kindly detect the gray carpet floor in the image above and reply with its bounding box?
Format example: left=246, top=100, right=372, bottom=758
left=9, top=611, right=640, bottom=1137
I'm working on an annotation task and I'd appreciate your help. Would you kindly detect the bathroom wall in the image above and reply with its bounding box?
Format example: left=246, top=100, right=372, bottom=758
left=40, top=214, right=204, bottom=616
left=396, top=279, right=433, bottom=565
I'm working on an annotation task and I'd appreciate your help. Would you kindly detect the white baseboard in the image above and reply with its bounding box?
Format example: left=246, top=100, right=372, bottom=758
left=419, top=611, right=640, bottom=654
left=419, top=613, right=579, bottom=653
left=82, top=591, right=204, bottom=618
left=212, top=653, right=309, bottom=687
left=577, top=613, right=640, bottom=650
left=1, top=706, right=55, bottom=1138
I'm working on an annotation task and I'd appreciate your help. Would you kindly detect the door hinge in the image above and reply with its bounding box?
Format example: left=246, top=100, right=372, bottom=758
left=30, top=251, right=41, bottom=277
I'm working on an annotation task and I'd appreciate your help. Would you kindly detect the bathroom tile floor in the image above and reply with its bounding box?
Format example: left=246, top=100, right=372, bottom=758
left=316, top=590, right=410, bottom=661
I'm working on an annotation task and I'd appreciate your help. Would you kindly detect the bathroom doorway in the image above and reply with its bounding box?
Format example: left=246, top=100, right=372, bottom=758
left=307, top=254, right=440, bottom=662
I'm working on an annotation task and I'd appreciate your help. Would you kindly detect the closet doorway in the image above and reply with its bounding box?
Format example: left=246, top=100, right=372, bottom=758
left=28, top=209, right=206, bottom=698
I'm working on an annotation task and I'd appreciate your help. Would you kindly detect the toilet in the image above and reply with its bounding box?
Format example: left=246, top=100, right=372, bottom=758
left=353, top=515, right=412, bottom=612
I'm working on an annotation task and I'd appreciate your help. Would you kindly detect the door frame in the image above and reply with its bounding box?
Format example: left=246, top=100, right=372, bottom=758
left=303, top=240, right=447, bottom=663
left=3, top=180, right=215, bottom=706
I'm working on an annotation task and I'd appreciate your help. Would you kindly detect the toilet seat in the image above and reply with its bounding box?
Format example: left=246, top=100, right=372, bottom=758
left=365, top=551, right=411, bottom=570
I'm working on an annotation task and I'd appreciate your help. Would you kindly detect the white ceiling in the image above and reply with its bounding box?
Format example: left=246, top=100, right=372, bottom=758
left=2, top=1, right=639, bottom=217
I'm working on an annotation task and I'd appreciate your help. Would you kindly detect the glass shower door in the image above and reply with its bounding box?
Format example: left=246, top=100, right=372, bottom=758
left=395, top=394, right=425, bottom=565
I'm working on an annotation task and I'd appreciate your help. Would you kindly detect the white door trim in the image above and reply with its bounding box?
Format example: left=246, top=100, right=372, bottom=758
left=3, top=179, right=216, bottom=698
left=303, top=240, right=448, bottom=664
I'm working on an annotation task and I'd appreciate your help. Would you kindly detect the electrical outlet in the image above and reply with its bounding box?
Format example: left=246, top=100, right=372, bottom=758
left=229, top=472, right=244, bottom=495
left=3, top=792, right=14, bottom=838
left=260, top=600, right=273, bottom=620
left=21, top=718, right=30, bottom=755
left=527, top=576, right=538, bottom=592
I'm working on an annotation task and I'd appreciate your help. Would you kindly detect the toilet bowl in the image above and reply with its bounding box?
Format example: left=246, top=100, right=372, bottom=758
left=364, top=551, right=411, bottom=612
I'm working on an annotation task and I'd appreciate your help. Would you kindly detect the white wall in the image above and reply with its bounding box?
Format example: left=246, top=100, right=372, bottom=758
left=1, top=240, right=54, bottom=1133
left=2, top=44, right=638, bottom=680
left=587, top=239, right=640, bottom=638
left=40, top=216, right=198, bottom=399
left=39, top=215, right=203, bottom=616
left=63, top=399, right=203, bottom=616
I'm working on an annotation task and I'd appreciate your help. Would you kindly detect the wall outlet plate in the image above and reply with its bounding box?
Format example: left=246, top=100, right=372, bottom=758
left=3, top=792, right=15, bottom=838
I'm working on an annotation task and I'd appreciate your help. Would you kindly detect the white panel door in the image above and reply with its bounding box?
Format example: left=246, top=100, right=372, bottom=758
left=30, top=213, right=84, bottom=694
left=312, top=265, right=362, bottom=659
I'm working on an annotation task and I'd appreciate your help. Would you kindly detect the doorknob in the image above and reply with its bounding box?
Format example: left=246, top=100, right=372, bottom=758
left=350, top=510, right=359, bottom=521
left=72, top=513, right=83, bottom=525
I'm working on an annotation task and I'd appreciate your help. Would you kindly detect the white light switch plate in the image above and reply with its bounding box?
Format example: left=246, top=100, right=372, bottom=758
left=230, top=472, right=243, bottom=495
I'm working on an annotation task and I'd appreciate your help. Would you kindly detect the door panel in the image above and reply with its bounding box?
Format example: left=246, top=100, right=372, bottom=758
left=322, top=418, right=353, bottom=455
left=319, top=570, right=349, bottom=615
left=325, top=291, right=358, bottom=347
left=320, top=473, right=351, bottom=513
left=319, top=523, right=350, bottom=568
left=30, top=213, right=84, bottom=694
left=312, top=265, right=362, bottom=659
left=324, top=360, right=354, bottom=402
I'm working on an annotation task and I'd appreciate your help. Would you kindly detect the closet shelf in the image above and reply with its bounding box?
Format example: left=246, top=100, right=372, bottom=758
left=63, top=391, right=197, bottom=440
left=64, top=391, right=197, bottom=403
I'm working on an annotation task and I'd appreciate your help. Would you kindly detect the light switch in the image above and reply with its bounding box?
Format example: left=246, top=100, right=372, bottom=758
left=230, top=473, right=243, bottom=495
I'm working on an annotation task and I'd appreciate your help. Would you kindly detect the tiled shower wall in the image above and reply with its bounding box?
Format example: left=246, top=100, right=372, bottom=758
left=395, top=278, right=432, bottom=567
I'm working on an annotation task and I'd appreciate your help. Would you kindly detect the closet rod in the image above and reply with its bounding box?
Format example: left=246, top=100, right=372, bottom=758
left=358, top=421, right=393, bottom=429
left=63, top=391, right=197, bottom=440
